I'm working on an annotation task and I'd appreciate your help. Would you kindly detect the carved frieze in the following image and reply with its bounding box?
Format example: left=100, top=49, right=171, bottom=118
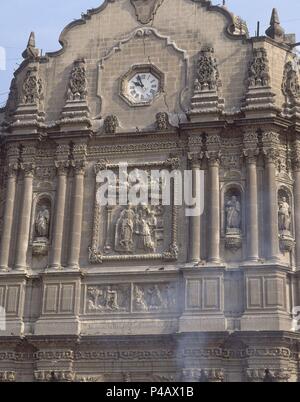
left=246, top=368, right=291, bottom=383
left=87, top=285, right=131, bottom=313
left=86, top=282, right=177, bottom=314
left=34, top=370, right=76, bottom=382
left=133, top=283, right=176, bottom=312
left=182, top=368, right=224, bottom=383
left=0, top=371, right=16, bottom=382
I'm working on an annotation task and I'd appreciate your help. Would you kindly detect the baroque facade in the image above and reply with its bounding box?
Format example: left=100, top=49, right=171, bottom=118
left=0, top=0, right=300, bottom=382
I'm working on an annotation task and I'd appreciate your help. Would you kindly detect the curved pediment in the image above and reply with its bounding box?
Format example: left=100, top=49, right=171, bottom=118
left=46, top=0, right=247, bottom=58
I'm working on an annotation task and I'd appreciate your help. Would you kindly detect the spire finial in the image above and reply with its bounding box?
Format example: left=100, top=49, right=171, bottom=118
left=22, top=31, right=40, bottom=60
left=265, top=8, right=285, bottom=42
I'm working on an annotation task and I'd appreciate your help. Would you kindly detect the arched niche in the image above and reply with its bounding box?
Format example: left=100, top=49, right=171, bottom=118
left=278, top=187, right=295, bottom=253
left=221, top=183, right=244, bottom=252
left=30, top=193, right=53, bottom=256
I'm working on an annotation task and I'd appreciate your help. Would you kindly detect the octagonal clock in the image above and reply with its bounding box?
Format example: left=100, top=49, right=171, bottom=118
left=120, top=64, right=164, bottom=106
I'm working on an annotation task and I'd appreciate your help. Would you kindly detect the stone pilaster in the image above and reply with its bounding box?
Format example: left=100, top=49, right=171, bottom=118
left=243, top=131, right=259, bottom=262
left=67, top=144, right=87, bottom=270
left=293, top=138, right=300, bottom=270
left=262, top=132, right=280, bottom=262
left=206, top=134, right=221, bottom=264
left=49, top=144, right=70, bottom=269
left=189, top=153, right=202, bottom=263
left=15, top=149, right=36, bottom=271
left=0, top=145, right=19, bottom=271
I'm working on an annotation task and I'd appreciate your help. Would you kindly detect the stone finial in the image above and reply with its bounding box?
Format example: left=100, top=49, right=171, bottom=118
left=22, top=32, right=40, bottom=59
left=265, top=8, right=285, bottom=42
left=67, top=59, right=87, bottom=101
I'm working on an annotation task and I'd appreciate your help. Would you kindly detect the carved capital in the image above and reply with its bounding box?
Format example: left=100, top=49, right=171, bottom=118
left=22, top=144, right=37, bottom=157
left=206, top=151, right=221, bottom=166
left=262, top=131, right=280, bottom=145
left=56, top=143, right=70, bottom=157
left=72, top=143, right=87, bottom=163
left=94, top=159, right=109, bottom=174
left=262, top=131, right=280, bottom=164
left=6, top=162, right=19, bottom=178
left=243, top=148, right=259, bottom=164
left=71, top=159, right=86, bottom=175
left=20, top=162, right=36, bottom=177
left=188, top=152, right=202, bottom=168
left=263, top=147, right=280, bottom=164
left=6, top=143, right=20, bottom=158
left=55, top=160, right=70, bottom=176
left=165, top=157, right=180, bottom=170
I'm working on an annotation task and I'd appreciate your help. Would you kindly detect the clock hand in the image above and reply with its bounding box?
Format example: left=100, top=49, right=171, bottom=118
left=133, top=80, right=143, bottom=88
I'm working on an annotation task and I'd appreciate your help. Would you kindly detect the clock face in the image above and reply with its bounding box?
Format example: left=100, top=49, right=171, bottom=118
left=120, top=65, right=164, bottom=106
left=127, top=72, right=160, bottom=104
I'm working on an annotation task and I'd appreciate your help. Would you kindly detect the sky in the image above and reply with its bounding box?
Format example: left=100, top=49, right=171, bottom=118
left=1, top=0, right=300, bottom=107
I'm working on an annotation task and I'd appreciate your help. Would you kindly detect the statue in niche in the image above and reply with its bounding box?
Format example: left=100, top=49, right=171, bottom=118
left=35, top=205, right=50, bottom=239
left=225, top=195, right=241, bottom=234
left=116, top=205, right=136, bottom=252
left=278, top=197, right=291, bottom=232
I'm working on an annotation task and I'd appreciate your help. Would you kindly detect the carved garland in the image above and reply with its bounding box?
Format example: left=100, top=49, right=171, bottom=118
left=89, top=158, right=180, bottom=264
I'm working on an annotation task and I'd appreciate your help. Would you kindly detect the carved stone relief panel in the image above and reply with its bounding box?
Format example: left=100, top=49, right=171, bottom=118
left=89, top=159, right=179, bottom=264
left=133, top=283, right=177, bottom=312
left=87, top=285, right=131, bottom=313
left=84, top=282, right=177, bottom=314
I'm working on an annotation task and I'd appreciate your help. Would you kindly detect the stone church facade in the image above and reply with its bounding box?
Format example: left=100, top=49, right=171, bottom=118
left=0, top=0, right=300, bottom=382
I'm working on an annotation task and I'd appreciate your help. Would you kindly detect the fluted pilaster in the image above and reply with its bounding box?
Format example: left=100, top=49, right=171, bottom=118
left=243, top=131, right=259, bottom=262
left=0, top=148, right=19, bottom=271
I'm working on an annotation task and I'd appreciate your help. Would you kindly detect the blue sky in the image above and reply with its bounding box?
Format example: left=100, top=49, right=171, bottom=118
left=1, top=0, right=300, bottom=107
